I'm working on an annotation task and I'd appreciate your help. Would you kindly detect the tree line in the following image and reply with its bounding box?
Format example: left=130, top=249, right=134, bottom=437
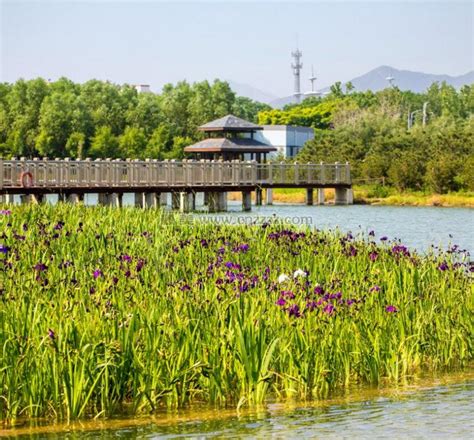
left=259, top=82, right=474, bottom=193
left=0, top=78, right=270, bottom=160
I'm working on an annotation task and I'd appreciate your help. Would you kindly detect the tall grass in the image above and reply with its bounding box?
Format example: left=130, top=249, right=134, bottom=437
left=0, top=205, right=472, bottom=423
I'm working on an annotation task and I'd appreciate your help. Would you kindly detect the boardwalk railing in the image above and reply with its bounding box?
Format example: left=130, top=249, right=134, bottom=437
left=0, top=158, right=351, bottom=191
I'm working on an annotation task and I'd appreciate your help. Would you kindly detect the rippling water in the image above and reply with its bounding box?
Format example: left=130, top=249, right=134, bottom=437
left=202, top=203, right=474, bottom=255
left=5, top=378, right=474, bottom=439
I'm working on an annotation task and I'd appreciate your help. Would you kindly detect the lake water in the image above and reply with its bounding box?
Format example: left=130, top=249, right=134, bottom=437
left=5, top=374, right=474, bottom=439
left=10, top=194, right=474, bottom=253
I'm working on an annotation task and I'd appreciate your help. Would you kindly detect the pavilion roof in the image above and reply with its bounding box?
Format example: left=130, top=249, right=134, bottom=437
left=184, top=137, right=276, bottom=154
left=198, top=114, right=263, bottom=132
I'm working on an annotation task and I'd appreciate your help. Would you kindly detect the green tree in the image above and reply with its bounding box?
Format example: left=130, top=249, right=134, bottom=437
left=118, top=126, right=147, bottom=158
left=88, top=126, right=119, bottom=158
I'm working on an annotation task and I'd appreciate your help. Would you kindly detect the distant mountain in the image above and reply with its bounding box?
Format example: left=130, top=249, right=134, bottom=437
left=320, top=65, right=474, bottom=94
left=268, top=66, right=474, bottom=108
left=227, top=80, right=277, bottom=104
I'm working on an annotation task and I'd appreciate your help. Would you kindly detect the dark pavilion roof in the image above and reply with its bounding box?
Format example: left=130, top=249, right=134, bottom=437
left=198, top=114, right=263, bottom=132
left=184, top=137, right=277, bottom=154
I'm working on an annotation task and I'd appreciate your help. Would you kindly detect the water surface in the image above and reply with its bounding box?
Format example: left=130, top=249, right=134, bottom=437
left=4, top=374, right=474, bottom=439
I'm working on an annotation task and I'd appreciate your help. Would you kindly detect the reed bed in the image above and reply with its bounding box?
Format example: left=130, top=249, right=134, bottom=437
left=0, top=205, right=472, bottom=423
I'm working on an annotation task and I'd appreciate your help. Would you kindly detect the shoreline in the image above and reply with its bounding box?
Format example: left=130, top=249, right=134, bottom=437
left=229, top=188, right=474, bottom=208
left=3, top=368, right=473, bottom=436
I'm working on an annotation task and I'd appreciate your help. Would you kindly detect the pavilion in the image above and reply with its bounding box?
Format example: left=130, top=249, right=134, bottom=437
left=184, top=114, right=276, bottom=162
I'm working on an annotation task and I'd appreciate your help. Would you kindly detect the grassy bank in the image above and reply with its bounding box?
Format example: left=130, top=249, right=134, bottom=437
left=0, top=205, right=472, bottom=424
left=228, top=188, right=474, bottom=207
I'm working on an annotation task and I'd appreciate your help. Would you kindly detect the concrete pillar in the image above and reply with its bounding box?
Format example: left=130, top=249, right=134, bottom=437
left=346, top=188, right=354, bottom=204
left=145, top=192, right=158, bottom=208
left=179, top=192, right=195, bottom=213
left=66, top=193, right=83, bottom=204
left=317, top=188, right=325, bottom=205
left=208, top=192, right=227, bottom=212
left=265, top=188, right=273, bottom=205
left=255, top=188, right=263, bottom=206
left=109, top=193, right=122, bottom=208
left=0, top=194, right=14, bottom=204
left=159, top=193, right=168, bottom=206
left=20, top=194, right=44, bottom=204
left=242, top=191, right=252, bottom=212
left=203, top=192, right=209, bottom=206
left=98, top=193, right=108, bottom=205
left=134, top=192, right=145, bottom=208
left=306, top=188, right=314, bottom=205
left=335, top=187, right=350, bottom=205
left=171, top=192, right=180, bottom=210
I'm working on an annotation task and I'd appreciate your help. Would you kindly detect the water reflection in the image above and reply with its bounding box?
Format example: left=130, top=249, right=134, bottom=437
left=5, top=378, right=473, bottom=439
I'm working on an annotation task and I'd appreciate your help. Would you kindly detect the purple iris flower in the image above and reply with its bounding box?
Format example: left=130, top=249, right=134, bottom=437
left=34, top=263, right=47, bottom=272
left=392, top=245, right=410, bottom=257
left=380, top=236, right=388, bottom=241
left=323, top=304, right=335, bottom=315
left=0, top=244, right=9, bottom=254
left=385, top=305, right=398, bottom=313
left=0, top=210, right=11, bottom=216
left=121, top=254, right=132, bottom=262
left=314, top=285, right=324, bottom=295
left=437, top=262, right=449, bottom=271
left=136, top=259, right=145, bottom=272
left=53, top=221, right=64, bottom=230
left=370, top=285, right=381, bottom=293
left=281, top=290, right=295, bottom=299
left=200, top=239, right=208, bottom=247
left=93, top=269, right=102, bottom=279
left=288, top=304, right=301, bottom=318
left=306, top=300, right=318, bottom=311
left=275, top=297, right=286, bottom=307
left=369, top=251, right=378, bottom=261
left=368, top=230, right=375, bottom=237
left=48, top=329, right=55, bottom=340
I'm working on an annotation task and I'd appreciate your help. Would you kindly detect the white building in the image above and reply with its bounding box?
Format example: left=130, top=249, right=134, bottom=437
left=253, top=125, right=314, bottom=159
left=135, top=84, right=151, bottom=93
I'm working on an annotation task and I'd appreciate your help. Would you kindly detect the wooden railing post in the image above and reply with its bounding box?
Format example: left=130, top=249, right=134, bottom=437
left=335, top=162, right=341, bottom=183
left=320, top=161, right=325, bottom=185
left=294, top=161, right=299, bottom=184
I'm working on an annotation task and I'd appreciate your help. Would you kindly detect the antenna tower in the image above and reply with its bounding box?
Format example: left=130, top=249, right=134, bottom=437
left=291, top=48, right=303, bottom=102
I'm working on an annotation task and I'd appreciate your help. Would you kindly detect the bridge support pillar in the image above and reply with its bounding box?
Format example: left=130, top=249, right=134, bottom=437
left=20, top=194, right=44, bottom=204
left=208, top=192, right=227, bottom=212
left=0, top=194, right=14, bottom=204
left=171, top=192, right=180, bottom=210
left=317, top=188, right=325, bottom=205
left=98, top=193, right=122, bottom=207
left=134, top=192, right=145, bottom=208
left=346, top=188, right=354, bottom=204
left=265, top=188, right=273, bottom=205
left=144, top=192, right=158, bottom=208
left=242, top=191, right=252, bottom=212
left=179, top=192, right=195, bottom=213
left=66, top=193, right=83, bottom=204
left=255, top=188, right=263, bottom=206
left=159, top=193, right=168, bottom=207
left=306, top=189, right=314, bottom=205
left=335, top=188, right=353, bottom=205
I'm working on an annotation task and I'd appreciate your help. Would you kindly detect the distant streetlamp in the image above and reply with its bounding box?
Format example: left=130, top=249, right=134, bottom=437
left=408, top=102, right=429, bottom=129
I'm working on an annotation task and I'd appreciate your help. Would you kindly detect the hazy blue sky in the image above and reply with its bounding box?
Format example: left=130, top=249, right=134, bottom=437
left=1, top=1, right=472, bottom=97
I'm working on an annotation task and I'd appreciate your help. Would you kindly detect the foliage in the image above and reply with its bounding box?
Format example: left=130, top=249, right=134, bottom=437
left=0, top=205, right=472, bottom=423
left=291, top=83, right=474, bottom=193
left=0, top=78, right=267, bottom=160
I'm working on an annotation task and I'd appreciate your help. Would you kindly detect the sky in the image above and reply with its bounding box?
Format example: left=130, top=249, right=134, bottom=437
left=1, top=0, right=473, bottom=97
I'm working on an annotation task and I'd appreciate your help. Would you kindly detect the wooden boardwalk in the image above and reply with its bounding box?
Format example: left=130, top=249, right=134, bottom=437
left=0, top=158, right=353, bottom=210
